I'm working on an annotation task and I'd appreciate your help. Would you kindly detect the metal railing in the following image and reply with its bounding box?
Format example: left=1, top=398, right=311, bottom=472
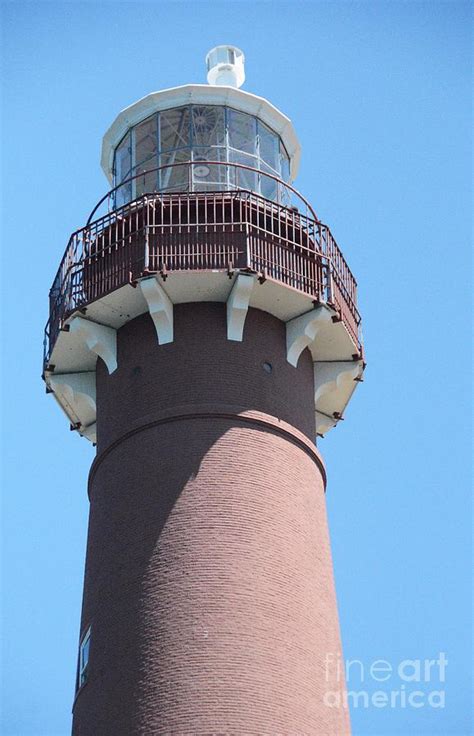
left=86, top=161, right=319, bottom=224
left=44, top=162, right=361, bottom=367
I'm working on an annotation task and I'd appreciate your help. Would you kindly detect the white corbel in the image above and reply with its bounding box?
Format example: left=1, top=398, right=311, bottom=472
left=314, top=360, right=363, bottom=436
left=139, top=276, right=174, bottom=345
left=49, top=372, right=97, bottom=439
left=286, top=306, right=333, bottom=367
left=315, top=411, right=338, bottom=436
left=49, top=371, right=96, bottom=407
left=227, top=273, right=257, bottom=341
left=81, top=422, right=97, bottom=443
left=314, top=361, right=363, bottom=404
left=69, top=317, right=117, bottom=374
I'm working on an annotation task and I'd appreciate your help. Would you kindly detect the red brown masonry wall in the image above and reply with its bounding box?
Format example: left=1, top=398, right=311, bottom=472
left=72, top=303, right=350, bottom=735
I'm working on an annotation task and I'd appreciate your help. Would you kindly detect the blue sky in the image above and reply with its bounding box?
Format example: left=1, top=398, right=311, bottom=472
left=1, top=1, right=472, bottom=734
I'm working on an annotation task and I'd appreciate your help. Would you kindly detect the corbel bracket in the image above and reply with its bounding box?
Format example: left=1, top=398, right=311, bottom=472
left=81, top=423, right=97, bottom=443
left=286, top=306, right=333, bottom=366
left=49, top=372, right=97, bottom=442
left=226, top=272, right=257, bottom=342
left=140, top=276, right=174, bottom=345
left=69, top=317, right=117, bottom=374
left=314, top=361, right=363, bottom=404
left=314, top=360, right=364, bottom=436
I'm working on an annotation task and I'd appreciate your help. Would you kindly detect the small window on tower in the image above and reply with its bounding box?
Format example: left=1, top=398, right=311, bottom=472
left=78, top=626, right=91, bottom=689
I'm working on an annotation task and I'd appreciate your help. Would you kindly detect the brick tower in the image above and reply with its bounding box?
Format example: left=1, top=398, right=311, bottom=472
left=44, top=47, right=363, bottom=735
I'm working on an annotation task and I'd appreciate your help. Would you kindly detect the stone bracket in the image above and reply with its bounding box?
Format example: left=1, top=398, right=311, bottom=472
left=139, top=276, right=174, bottom=344
left=315, top=410, right=338, bottom=436
left=314, top=361, right=362, bottom=403
left=286, top=306, right=333, bottom=366
left=314, top=360, right=364, bottom=436
left=69, top=316, right=117, bottom=374
left=81, top=423, right=97, bottom=443
left=49, top=371, right=97, bottom=442
left=227, top=272, right=257, bottom=341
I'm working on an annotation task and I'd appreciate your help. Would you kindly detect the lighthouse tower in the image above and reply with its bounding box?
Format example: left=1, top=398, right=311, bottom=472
left=44, top=47, right=363, bottom=735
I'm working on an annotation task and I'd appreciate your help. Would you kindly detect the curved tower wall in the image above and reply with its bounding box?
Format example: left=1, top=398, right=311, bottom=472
left=72, top=304, right=350, bottom=734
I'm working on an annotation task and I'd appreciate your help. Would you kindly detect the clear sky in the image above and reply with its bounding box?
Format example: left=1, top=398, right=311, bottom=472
left=1, top=2, right=472, bottom=734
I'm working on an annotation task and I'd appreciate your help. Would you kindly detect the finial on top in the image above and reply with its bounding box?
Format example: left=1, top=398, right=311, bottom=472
left=206, top=46, right=245, bottom=89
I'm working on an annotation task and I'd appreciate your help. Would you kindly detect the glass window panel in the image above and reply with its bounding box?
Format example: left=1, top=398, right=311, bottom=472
left=192, top=182, right=228, bottom=193
left=81, top=637, right=90, bottom=670
left=192, top=147, right=226, bottom=189
left=79, top=628, right=91, bottom=688
left=135, top=116, right=158, bottom=168
left=280, top=185, right=291, bottom=207
left=115, top=132, right=131, bottom=183
left=160, top=107, right=190, bottom=151
left=191, top=106, right=225, bottom=147
left=135, top=165, right=158, bottom=197
left=228, top=109, right=256, bottom=154
left=229, top=150, right=257, bottom=191
left=192, top=146, right=226, bottom=163
left=115, top=181, right=132, bottom=208
left=159, top=149, right=191, bottom=192
left=260, top=163, right=278, bottom=201
left=280, top=141, right=290, bottom=182
left=259, top=123, right=278, bottom=172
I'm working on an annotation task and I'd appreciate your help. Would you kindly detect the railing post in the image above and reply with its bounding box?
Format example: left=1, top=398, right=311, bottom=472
left=144, top=196, right=150, bottom=273
left=326, top=261, right=334, bottom=305
left=246, top=222, right=251, bottom=270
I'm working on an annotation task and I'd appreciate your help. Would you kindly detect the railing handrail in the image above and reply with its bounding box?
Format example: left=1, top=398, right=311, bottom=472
left=50, top=208, right=344, bottom=309
left=86, top=160, right=320, bottom=225
left=49, top=188, right=314, bottom=298
left=49, top=189, right=359, bottom=320
left=44, top=186, right=361, bottom=368
left=49, top=162, right=319, bottom=296
left=49, top=189, right=355, bottom=308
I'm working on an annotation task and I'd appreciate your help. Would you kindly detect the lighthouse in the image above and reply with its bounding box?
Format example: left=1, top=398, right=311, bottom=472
left=44, top=46, right=363, bottom=735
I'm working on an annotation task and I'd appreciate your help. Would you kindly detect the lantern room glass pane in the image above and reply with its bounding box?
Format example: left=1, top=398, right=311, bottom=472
left=114, top=105, right=292, bottom=204
left=115, top=132, right=131, bottom=183
left=260, top=163, right=278, bottom=201
left=229, top=150, right=257, bottom=191
left=192, top=146, right=226, bottom=163
left=160, top=107, right=190, bottom=151
left=116, top=180, right=132, bottom=208
left=192, top=147, right=226, bottom=190
left=280, top=141, right=290, bottom=182
left=228, top=109, right=256, bottom=154
left=191, top=106, right=225, bottom=147
left=135, top=116, right=158, bottom=168
left=259, top=123, right=279, bottom=172
left=159, top=149, right=191, bottom=191
left=135, top=165, right=158, bottom=197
